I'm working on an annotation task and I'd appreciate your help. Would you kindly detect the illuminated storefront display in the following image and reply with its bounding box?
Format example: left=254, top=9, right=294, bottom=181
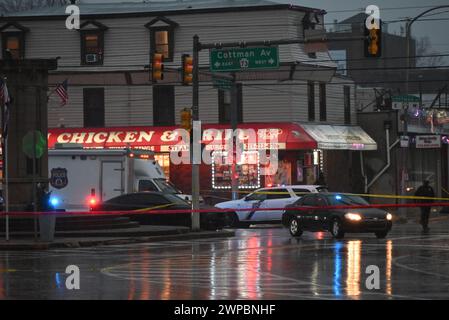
left=154, top=153, right=170, bottom=179
left=40, top=123, right=376, bottom=193
left=212, top=151, right=260, bottom=189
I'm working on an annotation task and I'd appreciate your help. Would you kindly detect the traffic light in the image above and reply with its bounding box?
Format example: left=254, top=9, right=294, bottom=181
left=152, top=53, right=164, bottom=82
left=365, top=23, right=382, bottom=57
left=182, top=54, right=193, bottom=85
left=180, top=108, right=192, bottom=131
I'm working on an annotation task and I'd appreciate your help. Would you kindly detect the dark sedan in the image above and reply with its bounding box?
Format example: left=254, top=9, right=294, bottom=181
left=282, top=193, right=393, bottom=239
left=91, top=192, right=229, bottom=230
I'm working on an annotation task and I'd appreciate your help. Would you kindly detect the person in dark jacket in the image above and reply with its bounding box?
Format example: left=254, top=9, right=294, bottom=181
left=414, top=180, right=435, bottom=232
left=36, top=183, right=52, bottom=212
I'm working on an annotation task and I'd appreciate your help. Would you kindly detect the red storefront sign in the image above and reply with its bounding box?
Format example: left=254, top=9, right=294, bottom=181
left=47, top=123, right=317, bottom=151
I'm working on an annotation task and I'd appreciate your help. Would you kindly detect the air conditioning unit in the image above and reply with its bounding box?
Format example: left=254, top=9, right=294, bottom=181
left=85, top=54, right=98, bottom=63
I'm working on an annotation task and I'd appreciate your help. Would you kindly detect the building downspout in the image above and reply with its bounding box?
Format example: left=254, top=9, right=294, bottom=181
left=366, top=126, right=400, bottom=192
left=360, top=151, right=368, bottom=193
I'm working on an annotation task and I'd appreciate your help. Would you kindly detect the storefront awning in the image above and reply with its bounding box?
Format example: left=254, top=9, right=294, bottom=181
left=300, top=124, right=377, bottom=151
left=48, top=123, right=317, bottom=152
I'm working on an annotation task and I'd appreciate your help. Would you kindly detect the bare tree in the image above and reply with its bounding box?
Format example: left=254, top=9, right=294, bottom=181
left=0, top=0, right=67, bottom=15
left=416, top=36, right=445, bottom=67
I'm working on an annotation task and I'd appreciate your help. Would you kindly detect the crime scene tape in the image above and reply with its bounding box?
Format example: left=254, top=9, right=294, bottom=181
left=200, top=189, right=449, bottom=202
left=0, top=202, right=448, bottom=217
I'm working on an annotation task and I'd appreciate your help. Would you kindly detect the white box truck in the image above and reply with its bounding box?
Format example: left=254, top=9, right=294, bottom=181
left=48, top=146, right=195, bottom=211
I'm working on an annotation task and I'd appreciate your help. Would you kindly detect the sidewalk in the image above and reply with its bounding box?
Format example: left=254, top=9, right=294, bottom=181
left=0, top=225, right=235, bottom=250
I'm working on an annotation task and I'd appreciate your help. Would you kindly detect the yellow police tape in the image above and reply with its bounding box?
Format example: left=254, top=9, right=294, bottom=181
left=201, top=189, right=449, bottom=202
left=133, top=203, right=176, bottom=212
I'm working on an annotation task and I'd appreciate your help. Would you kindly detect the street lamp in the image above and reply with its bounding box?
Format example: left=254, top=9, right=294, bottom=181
left=401, top=5, right=449, bottom=215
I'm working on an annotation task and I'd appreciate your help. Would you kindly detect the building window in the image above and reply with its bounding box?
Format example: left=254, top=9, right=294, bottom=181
left=155, top=30, right=170, bottom=59
left=319, top=82, right=327, bottom=121
left=81, top=31, right=104, bottom=65
left=150, top=28, right=174, bottom=62
left=83, top=88, right=105, bottom=127
left=153, top=85, right=175, bottom=126
left=344, top=86, right=351, bottom=124
left=308, top=81, right=315, bottom=121
left=218, top=84, right=243, bottom=124
left=146, top=17, right=178, bottom=62
left=2, top=32, right=24, bottom=59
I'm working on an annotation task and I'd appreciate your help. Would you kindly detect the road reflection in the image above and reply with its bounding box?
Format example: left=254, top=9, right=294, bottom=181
left=240, top=236, right=262, bottom=299
left=0, top=261, right=5, bottom=299
left=346, top=240, right=362, bottom=298
left=139, top=250, right=151, bottom=300
left=333, top=242, right=343, bottom=297
left=332, top=239, right=394, bottom=299
left=386, top=240, right=393, bottom=297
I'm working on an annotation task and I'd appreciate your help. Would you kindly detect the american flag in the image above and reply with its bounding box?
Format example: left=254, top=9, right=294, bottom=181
left=55, top=79, right=69, bottom=106
left=0, top=78, right=11, bottom=139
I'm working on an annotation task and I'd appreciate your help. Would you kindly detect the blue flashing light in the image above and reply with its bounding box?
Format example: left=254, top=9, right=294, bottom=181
left=50, top=197, right=60, bottom=207
left=335, top=195, right=342, bottom=200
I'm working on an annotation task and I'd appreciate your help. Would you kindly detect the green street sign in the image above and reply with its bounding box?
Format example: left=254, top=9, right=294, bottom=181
left=210, top=47, right=279, bottom=72
left=392, top=95, right=420, bottom=103
left=212, top=77, right=233, bottom=90
left=22, top=130, right=46, bottom=159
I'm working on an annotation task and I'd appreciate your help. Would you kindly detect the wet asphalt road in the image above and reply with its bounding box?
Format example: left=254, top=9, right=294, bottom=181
left=1, top=219, right=449, bottom=300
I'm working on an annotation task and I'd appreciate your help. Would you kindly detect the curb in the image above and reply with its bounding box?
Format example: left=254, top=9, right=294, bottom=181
left=0, top=229, right=235, bottom=250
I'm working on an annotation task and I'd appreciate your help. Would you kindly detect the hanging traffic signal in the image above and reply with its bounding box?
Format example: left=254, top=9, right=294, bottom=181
left=365, top=23, right=382, bottom=57
left=180, top=108, right=192, bottom=131
left=182, top=54, right=193, bottom=86
left=152, top=53, right=164, bottom=82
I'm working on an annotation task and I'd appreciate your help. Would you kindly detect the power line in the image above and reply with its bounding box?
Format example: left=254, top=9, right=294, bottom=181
left=50, top=51, right=449, bottom=64
left=325, top=4, right=449, bottom=14
left=53, top=64, right=449, bottom=77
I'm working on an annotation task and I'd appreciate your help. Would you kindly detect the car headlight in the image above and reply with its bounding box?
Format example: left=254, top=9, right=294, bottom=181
left=386, top=213, right=393, bottom=221
left=345, top=213, right=362, bottom=221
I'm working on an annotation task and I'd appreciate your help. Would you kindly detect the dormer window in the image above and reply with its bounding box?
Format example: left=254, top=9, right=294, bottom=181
left=79, top=21, right=108, bottom=65
left=145, top=17, right=178, bottom=62
left=0, top=22, right=29, bottom=60
left=154, top=29, right=170, bottom=59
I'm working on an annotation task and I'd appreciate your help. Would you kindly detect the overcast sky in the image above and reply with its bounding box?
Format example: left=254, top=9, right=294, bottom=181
left=283, top=0, right=449, bottom=54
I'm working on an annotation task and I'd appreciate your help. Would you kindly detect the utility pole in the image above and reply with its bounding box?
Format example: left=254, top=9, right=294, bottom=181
left=401, top=5, right=449, bottom=216
left=191, top=35, right=201, bottom=231
left=230, top=73, right=239, bottom=200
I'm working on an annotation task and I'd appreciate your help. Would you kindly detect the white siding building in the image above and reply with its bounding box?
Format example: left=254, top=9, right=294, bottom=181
left=1, top=0, right=375, bottom=194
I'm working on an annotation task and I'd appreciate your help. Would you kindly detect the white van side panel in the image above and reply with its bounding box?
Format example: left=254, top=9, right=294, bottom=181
left=101, top=161, right=124, bottom=201
left=49, top=153, right=126, bottom=211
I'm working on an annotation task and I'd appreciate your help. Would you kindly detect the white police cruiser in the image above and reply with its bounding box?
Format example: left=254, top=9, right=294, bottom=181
left=216, top=185, right=327, bottom=227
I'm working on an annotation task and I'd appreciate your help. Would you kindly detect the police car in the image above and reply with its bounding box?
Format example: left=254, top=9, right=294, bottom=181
left=215, top=185, right=327, bottom=227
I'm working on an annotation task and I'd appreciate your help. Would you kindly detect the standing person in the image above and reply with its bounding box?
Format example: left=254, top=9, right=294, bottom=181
left=414, top=180, right=435, bottom=232
left=36, top=183, right=52, bottom=212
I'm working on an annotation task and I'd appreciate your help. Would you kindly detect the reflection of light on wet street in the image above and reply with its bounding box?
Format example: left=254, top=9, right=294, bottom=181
left=346, top=240, right=362, bottom=298
left=241, top=236, right=261, bottom=299
left=386, top=240, right=393, bottom=296
left=127, top=255, right=135, bottom=300
left=333, top=242, right=343, bottom=297
left=161, top=264, right=171, bottom=300
left=0, top=262, right=5, bottom=299
left=3, top=223, right=449, bottom=300
left=140, top=250, right=150, bottom=300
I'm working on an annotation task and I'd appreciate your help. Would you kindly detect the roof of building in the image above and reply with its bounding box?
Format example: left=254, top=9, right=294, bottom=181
left=338, top=12, right=367, bottom=25
left=3, top=0, right=325, bottom=19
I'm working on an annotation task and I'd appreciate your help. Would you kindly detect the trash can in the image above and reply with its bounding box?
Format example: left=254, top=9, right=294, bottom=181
left=39, top=214, right=56, bottom=242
